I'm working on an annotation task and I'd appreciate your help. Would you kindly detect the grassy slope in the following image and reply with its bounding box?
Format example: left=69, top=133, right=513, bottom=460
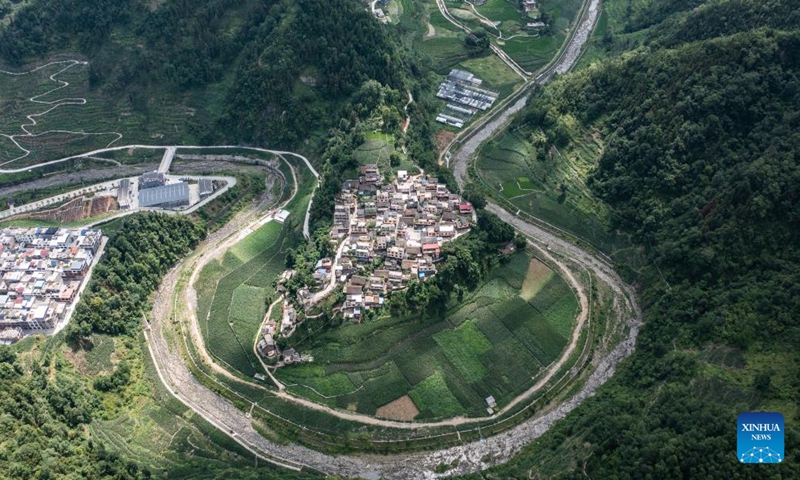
left=195, top=153, right=315, bottom=376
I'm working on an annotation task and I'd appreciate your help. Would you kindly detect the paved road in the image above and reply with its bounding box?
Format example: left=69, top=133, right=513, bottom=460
left=0, top=175, right=237, bottom=222
left=137, top=0, right=644, bottom=478
left=4, top=2, right=637, bottom=476
left=146, top=186, right=639, bottom=479
left=158, top=147, right=176, bottom=173
left=434, top=0, right=529, bottom=79
left=0, top=144, right=319, bottom=176
left=439, top=0, right=598, bottom=167
left=0, top=181, right=115, bottom=220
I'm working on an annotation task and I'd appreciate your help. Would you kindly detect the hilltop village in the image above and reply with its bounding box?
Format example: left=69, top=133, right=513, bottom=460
left=258, top=165, right=474, bottom=363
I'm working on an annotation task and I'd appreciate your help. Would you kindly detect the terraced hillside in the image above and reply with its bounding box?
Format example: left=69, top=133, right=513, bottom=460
left=274, top=252, right=578, bottom=420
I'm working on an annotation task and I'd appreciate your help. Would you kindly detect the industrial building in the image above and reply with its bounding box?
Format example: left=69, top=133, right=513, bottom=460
left=199, top=179, right=214, bottom=198
left=117, top=178, right=132, bottom=209
left=140, top=172, right=166, bottom=189
left=139, top=182, right=190, bottom=208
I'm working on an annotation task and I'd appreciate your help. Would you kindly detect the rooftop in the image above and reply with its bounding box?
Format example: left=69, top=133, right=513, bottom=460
left=139, top=182, right=190, bottom=208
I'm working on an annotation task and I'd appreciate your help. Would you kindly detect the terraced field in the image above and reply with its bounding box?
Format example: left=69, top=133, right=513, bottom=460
left=85, top=336, right=308, bottom=480
left=476, top=127, right=631, bottom=252
left=0, top=59, right=210, bottom=169
left=353, top=132, right=419, bottom=177
left=275, top=251, right=578, bottom=420
left=196, top=221, right=287, bottom=376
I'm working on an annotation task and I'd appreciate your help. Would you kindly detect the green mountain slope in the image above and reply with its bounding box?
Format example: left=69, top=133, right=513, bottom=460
left=467, top=1, right=799, bottom=478
left=0, top=0, right=406, bottom=148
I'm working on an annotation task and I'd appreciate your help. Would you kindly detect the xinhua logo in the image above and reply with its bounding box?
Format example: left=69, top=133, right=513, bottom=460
left=738, top=412, right=784, bottom=463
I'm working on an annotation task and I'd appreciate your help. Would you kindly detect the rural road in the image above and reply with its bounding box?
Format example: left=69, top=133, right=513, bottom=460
left=0, top=174, right=238, bottom=222
left=8, top=0, right=639, bottom=476
left=141, top=0, right=643, bottom=471
left=144, top=143, right=637, bottom=479
left=142, top=0, right=641, bottom=477
left=434, top=0, right=529, bottom=79
left=0, top=60, right=123, bottom=167
left=441, top=0, right=599, bottom=168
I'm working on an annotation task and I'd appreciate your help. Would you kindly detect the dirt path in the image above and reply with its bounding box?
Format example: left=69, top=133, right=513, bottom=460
left=253, top=298, right=286, bottom=390
left=402, top=90, right=414, bottom=134
left=434, top=0, right=529, bottom=78
left=146, top=183, right=639, bottom=478
left=0, top=60, right=123, bottom=167
left=423, top=20, right=436, bottom=40
left=181, top=155, right=303, bottom=384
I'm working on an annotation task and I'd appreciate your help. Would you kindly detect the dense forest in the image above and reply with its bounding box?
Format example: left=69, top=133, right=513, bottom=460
left=0, top=213, right=302, bottom=479
left=66, top=213, right=205, bottom=343
left=2, top=0, right=798, bottom=477
left=0, top=347, right=151, bottom=479
left=0, top=0, right=407, bottom=148
left=472, top=0, right=799, bottom=477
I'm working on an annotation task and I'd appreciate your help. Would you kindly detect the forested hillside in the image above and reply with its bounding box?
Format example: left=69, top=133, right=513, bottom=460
left=0, top=214, right=288, bottom=479
left=0, top=0, right=406, bottom=148
left=470, top=1, right=799, bottom=477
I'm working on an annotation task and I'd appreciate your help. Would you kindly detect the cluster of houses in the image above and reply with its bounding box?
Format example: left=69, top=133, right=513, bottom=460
left=518, top=0, right=548, bottom=30
left=256, top=299, right=304, bottom=366
left=436, top=70, right=499, bottom=129
left=327, top=165, right=472, bottom=320
left=0, top=227, right=103, bottom=338
left=521, top=0, right=537, bottom=13
left=259, top=163, right=473, bottom=365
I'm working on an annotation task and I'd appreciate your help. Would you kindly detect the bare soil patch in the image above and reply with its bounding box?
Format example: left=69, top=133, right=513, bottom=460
left=520, top=258, right=554, bottom=301
left=436, top=130, right=456, bottom=153
left=423, top=21, right=436, bottom=40
left=376, top=395, right=420, bottom=421
left=15, top=195, right=117, bottom=223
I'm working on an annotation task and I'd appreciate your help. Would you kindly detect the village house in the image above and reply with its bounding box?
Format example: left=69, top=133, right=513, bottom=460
left=307, top=165, right=474, bottom=320
left=0, top=227, right=103, bottom=331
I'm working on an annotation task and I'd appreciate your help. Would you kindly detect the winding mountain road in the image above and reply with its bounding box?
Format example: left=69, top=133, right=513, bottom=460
left=5, top=0, right=641, bottom=475
left=0, top=60, right=123, bottom=167
left=142, top=0, right=641, bottom=477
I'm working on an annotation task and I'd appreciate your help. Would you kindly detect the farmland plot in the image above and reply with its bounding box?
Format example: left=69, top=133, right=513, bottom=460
left=275, top=251, right=579, bottom=418
left=196, top=221, right=287, bottom=376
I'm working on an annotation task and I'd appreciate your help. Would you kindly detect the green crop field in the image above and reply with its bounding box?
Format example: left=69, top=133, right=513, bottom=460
left=480, top=0, right=583, bottom=73
left=196, top=221, right=288, bottom=377
left=478, top=0, right=523, bottom=23
left=457, top=55, right=523, bottom=97
left=433, top=320, right=493, bottom=383
left=274, top=251, right=578, bottom=419
left=409, top=371, right=464, bottom=419
left=228, top=223, right=283, bottom=264
left=83, top=337, right=305, bottom=479
left=423, top=37, right=473, bottom=71
left=477, top=127, right=639, bottom=257
left=499, top=34, right=565, bottom=72
left=194, top=153, right=316, bottom=377
left=230, top=285, right=266, bottom=322
left=352, top=134, right=417, bottom=177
